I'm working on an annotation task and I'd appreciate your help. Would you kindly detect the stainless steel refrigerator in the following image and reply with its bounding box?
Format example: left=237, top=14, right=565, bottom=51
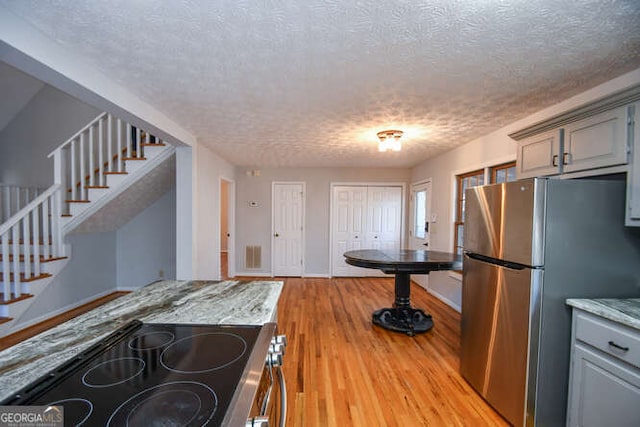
left=460, top=177, right=640, bottom=426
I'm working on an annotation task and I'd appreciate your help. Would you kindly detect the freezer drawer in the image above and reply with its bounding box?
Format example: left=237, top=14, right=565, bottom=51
left=464, top=178, right=545, bottom=267
left=461, top=255, right=541, bottom=427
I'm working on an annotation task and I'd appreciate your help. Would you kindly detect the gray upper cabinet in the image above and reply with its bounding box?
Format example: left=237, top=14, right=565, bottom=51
left=563, top=105, right=629, bottom=173
left=513, top=105, right=630, bottom=180
left=516, top=128, right=563, bottom=179
left=510, top=85, right=640, bottom=226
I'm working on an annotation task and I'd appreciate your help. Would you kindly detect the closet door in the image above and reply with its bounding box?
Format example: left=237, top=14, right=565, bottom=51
left=332, top=185, right=402, bottom=277
left=332, top=186, right=367, bottom=276
left=366, top=186, right=402, bottom=250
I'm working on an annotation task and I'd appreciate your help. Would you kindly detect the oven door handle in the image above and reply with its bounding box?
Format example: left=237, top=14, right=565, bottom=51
left=276, top=365, right=287, bottom=427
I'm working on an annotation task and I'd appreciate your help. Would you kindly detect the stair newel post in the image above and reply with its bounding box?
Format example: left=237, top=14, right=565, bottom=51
left=31, top=205, right=41, bottom=279
left=1, top=232, right=9, bottom=301
left=11, top=223, right=20, bottom=297
left=107, top=114, right=113, bottom=174
left=98, top=118, right=104, bottom=186
left=117, top=119, right=123, bottom=172
left=50, top=191, right=62, bottom=258
left=41, top=197, right=50, bottom=261
left=79, top=132, right=86, bottom=200
left=22, top=209, right=31, bottom=279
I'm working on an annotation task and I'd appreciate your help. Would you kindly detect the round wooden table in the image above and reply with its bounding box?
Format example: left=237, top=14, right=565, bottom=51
left=344, top=249, right=461, bottom=335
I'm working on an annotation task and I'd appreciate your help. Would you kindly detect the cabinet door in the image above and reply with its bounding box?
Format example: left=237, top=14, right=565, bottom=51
left=516, top=129, right=562, bottom=179
left=567, top=344, right=640, bottom=427
left=563, top=105, right=629, bottom=173
left=626, top=103, right=639, bottom=225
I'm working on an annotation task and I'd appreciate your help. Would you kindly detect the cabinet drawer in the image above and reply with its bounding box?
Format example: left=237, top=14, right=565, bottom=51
left=575, top=311, right=640, bottom=369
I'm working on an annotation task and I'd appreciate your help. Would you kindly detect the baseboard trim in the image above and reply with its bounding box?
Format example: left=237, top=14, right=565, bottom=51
left=303, top=273, right=331, bottom=278
left=234, top=271, right=273, bottom=277
left=426, top=289, right=461, bottom=313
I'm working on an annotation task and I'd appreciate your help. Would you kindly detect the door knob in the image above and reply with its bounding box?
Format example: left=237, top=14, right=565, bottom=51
left=274, top=233, right=279, bottom=237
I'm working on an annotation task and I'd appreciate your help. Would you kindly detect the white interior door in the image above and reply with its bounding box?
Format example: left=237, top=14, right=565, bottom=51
left=367, top=186, right=402, bottom=250
left=410, top=180, right=432, bottom=250
left=272, top=182, right=304, bottom=276
left=332, top=186, right=367, bottom=276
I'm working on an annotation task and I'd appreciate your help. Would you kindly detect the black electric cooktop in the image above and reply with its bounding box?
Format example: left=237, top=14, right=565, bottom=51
left=2, top=320, right=264, bottom=426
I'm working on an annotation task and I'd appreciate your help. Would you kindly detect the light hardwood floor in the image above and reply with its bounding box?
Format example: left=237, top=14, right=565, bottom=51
left=276, top=277, right=508, bottom=426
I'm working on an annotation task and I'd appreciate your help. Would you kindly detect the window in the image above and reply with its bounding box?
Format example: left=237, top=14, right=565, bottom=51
left=491, top=162, right=517, bottom=184
left=453, top=161, right=516, bottom=258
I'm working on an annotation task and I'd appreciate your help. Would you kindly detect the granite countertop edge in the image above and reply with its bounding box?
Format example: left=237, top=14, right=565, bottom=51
left=0, top=279, right=283, bottom=402
left=566, top=298, right=640, bottom=331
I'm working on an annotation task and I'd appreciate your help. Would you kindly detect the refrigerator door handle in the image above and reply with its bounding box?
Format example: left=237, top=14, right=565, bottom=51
left=464, top=252, right=528, bottom=270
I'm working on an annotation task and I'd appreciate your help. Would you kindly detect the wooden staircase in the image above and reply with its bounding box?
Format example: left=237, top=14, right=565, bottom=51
left=0, top=113, right=174, bottom=336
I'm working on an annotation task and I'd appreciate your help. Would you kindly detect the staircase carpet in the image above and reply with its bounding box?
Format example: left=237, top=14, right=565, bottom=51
left=0, top=293, right=34, bottom=305
left=0, top=272, right=52, bottom=283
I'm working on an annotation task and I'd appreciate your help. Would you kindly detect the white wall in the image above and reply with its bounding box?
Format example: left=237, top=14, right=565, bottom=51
left=411, top=68, right=640, bottom=311
left=0, top=84, right=100, bottom=187
left=15, top=231, right=117, bottom=328
left=235, top=167, right=411, bottom=276
left=190, top=142, right=236, bottom=280
left=116, top=188, right=176, bottom=290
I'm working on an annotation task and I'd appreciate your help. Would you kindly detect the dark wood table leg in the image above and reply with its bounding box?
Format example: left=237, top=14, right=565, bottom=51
left=372, top=271, right=434, bottom=335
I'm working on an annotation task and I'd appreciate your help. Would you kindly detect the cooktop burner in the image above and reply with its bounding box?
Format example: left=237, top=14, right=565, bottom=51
left=3, top=321, right=264, bottom=426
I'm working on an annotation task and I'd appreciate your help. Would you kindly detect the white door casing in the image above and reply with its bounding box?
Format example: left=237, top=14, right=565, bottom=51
left=220, top=177, right=236, bottom=279
left=272, top=182, right=305, bottom=276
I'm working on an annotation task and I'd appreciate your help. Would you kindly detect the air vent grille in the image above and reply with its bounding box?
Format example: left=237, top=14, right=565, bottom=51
left=245, top=245, right=262, bottom=269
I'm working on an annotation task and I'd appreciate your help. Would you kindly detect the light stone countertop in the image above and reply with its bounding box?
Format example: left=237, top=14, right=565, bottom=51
left=0, top=279, right=283, bottom=402
left=566, top=298, right=640, bottom=331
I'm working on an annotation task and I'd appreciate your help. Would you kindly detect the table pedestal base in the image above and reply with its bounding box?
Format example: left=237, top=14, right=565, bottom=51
left=372, top=307, right=433, bottom=336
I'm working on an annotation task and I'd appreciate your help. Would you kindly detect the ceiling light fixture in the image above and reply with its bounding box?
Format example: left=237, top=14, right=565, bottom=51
left=377, top=130, right=403, bottom=152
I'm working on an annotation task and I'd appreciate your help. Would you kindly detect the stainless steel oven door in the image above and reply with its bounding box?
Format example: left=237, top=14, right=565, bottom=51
left=223, top=323, right=287, bottom=427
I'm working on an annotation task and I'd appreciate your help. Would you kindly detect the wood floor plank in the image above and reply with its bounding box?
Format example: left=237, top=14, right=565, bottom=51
left=277, top=277, right=508, bottom=426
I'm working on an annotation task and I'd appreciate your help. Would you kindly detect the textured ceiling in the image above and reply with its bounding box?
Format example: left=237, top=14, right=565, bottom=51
left=2, top=0, right=640, bottom=168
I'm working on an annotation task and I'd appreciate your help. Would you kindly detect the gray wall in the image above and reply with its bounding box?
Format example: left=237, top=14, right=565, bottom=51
left=235, top=166, right=411, bottom=276
left=0, top=84, right=100, bottom=187
left=16, top=231, right=117, bottom=327
left=117, top=188, right=177, bottom=289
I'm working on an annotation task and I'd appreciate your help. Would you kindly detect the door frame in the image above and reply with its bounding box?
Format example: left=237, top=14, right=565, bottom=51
left=271, top=181, right=306, bottom=276
left=329, top=181, right=406, bottom=277
left=219, top=176, right=235, bottom=279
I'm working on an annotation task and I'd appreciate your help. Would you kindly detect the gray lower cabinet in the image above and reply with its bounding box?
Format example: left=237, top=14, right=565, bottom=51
left=567, top=310, right=640, bottom=427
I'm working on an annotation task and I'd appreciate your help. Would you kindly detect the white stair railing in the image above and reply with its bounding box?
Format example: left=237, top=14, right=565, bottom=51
left=0, top=184, right=62, bottom=301
left=48, top=113, right=163, bottom=214
left=0, top=112, right=166, bottom=302
left=0, top=184, right=45, bottom=223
